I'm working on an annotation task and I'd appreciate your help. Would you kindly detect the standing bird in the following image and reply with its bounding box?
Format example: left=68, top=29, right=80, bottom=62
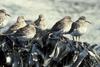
left=68, top=16, right=91, bottom=41
left=14, top=24, right=36, bottom=41
left=33, top=14, right=47, bottom=48
left=0, top=9, right=10, bottom=28
left=50, top=16, right=72, bottom=37
left=0, top=9, right=10, bottom=34
left=6, top=16, right=27, bottom=34
left=13, top=24, right=36, bottom=46
left=34, top=14, right=46, bottom=30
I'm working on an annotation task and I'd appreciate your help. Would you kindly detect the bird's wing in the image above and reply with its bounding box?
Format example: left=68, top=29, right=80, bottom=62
left=5, top=24, right=17, bottom=34
left=51, top=21, right=64, bottom=32
left=14, top=27, right=26, bottom=36
left=34, top=19, right=40, bottom=26
left=9, top=25, right=18, bottom=30
left=67, top=22, right=79, bottom=33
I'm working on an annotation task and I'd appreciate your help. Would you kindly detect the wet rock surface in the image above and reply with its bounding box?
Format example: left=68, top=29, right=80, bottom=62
left=0, top=29, right=100, bottom=67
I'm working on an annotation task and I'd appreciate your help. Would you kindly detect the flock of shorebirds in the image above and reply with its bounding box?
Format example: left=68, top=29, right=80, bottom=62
left=0, top=9, right=95, bottom=67
left=0, top=9, right=91, bottom=43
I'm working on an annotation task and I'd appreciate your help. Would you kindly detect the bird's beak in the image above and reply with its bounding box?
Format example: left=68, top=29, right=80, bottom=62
left=86, top=21, right=92, bottom=24
left=6, top=14, right=11, bottom=17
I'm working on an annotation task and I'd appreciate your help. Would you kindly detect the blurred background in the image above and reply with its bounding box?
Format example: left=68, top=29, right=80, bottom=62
left=0, top=0, right=100, bottom=44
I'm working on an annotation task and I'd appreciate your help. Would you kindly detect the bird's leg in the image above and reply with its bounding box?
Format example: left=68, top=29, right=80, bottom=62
left=75, top=36, right=78, bottom=42
left=27, top=39, right=32, bottom=48
left=76, top=42, right=78, bottom=49
left=78, top=36, right=80, bottom=42
left=38, top=38, right=44, bottom=48
left=75, top=36, right=79, bottom=48
left=72, top=36, right=75, bottom=41
left=25, top=40, right=29, bottom=47
left=73, top=36, right=79, bottom=63
left=79, top=36, right=84, bottom=47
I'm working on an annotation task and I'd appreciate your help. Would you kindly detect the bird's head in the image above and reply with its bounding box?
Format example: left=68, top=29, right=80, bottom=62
left=17, top=16, right=25, bottom=22
left=63, top=16, right=72, bottom=22
left=0, top=9, right=11, bottom=17
left=39, top=14, right=44, bottom=21
left=79, top=16, right=92, bottom=24
left=79, top=16, right=86, bottom=20
left=78, top=16, right=86, bottom=23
